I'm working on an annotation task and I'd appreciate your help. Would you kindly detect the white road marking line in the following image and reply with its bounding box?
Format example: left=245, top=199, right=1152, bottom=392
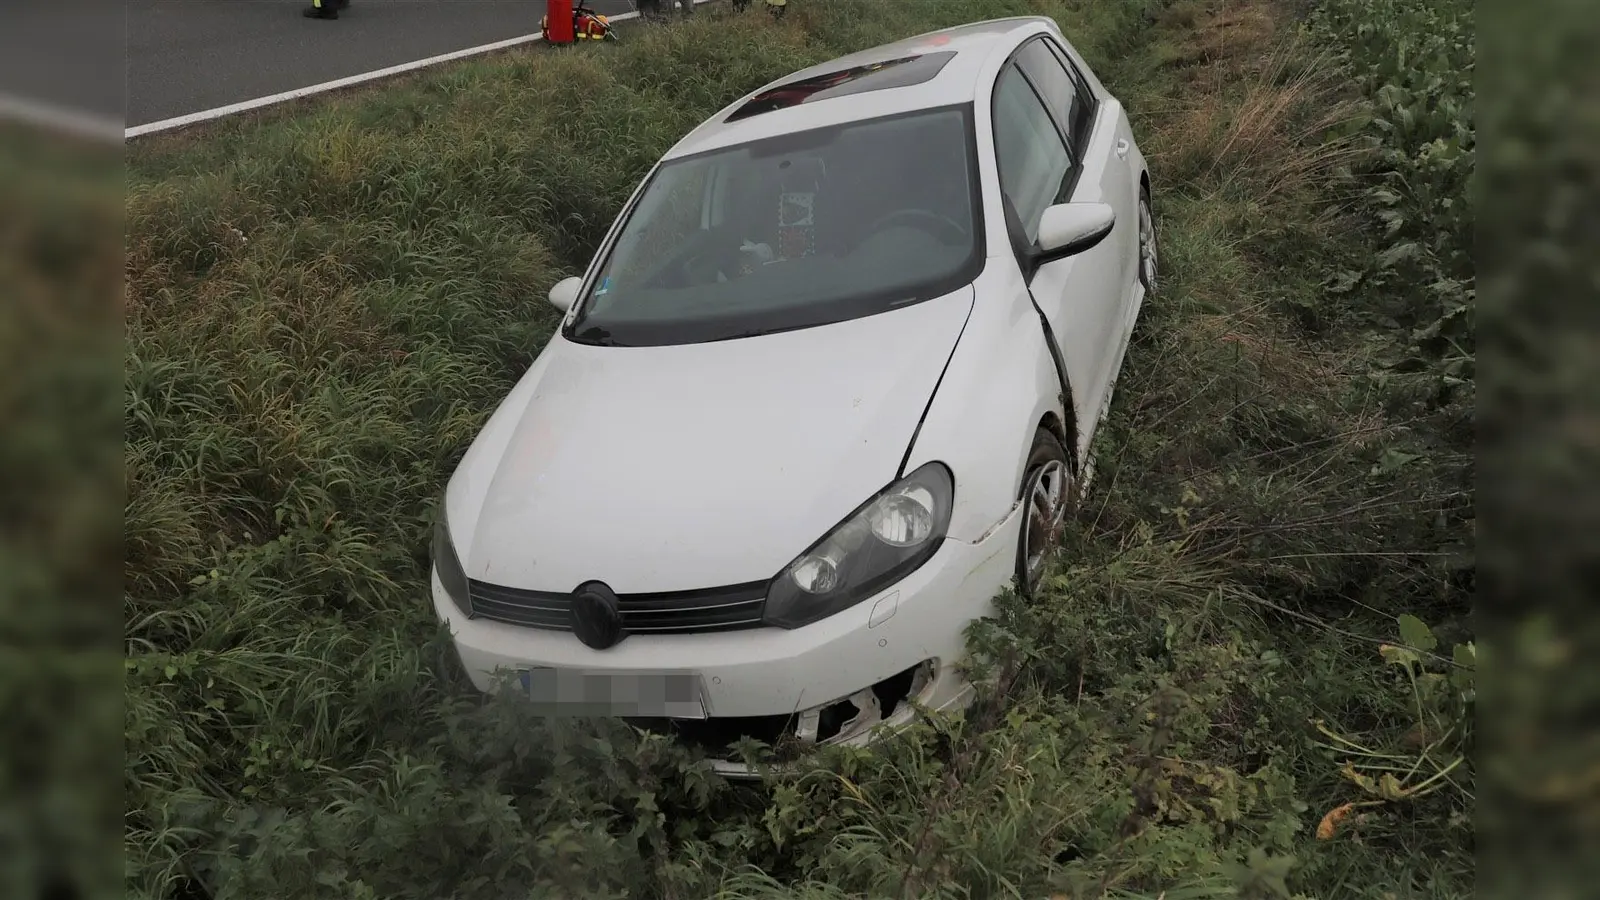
left=125, top=0, right=717, bottom=140
left=0, top=92, right=123, bottom=144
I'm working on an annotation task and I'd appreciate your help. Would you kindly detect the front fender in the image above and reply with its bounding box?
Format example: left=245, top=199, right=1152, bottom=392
left=443, top=341, right=561, bottom=560
left=902, top=260, right=1067, bottom=544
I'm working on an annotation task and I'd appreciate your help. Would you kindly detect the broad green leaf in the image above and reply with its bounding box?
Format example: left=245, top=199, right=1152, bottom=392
left=1397, top=614, right=1437, bottom=652
left=1376, top=241, right=1422, bottom=270
left=1380, top=643, right=1421, bottom=669
left=1372, top=448, right=1422, bottom=475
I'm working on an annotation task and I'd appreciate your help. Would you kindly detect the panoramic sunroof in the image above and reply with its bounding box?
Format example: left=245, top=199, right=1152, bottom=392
left=725, top=51, right=958, bottom=123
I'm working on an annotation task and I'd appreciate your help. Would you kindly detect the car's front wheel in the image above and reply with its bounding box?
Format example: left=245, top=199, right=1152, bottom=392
left=1137, top=184, right=1158, bottom=295
left=1016, top=427, right=1076, bottom=597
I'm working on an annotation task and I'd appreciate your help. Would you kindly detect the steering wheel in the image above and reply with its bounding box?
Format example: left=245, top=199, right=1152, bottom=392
left=861, top=208, right=968, bottom=246
left=677, top=233, right=743, bottom=286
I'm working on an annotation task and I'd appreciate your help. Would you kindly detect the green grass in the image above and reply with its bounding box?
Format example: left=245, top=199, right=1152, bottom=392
left=123, top=0, right=1474, bottom=897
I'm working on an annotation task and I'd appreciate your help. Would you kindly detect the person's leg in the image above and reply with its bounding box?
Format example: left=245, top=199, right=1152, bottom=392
left=303, top=0, right=337, bottom=19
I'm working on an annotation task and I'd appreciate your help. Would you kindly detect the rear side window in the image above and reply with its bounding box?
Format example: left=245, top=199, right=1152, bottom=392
left=991, top=64, right=1072, bottom=245
left=1015, top=38, right=1095, bottom=157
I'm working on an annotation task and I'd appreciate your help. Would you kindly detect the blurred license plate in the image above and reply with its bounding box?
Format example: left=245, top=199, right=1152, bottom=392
left=517, top=668, right=706, bottom=719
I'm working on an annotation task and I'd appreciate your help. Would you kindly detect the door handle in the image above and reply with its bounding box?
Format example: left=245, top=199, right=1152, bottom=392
left=1115, top=139, right=1130, bottom=159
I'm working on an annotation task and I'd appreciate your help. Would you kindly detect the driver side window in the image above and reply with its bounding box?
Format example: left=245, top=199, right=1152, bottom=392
left=991, top=63, right=1074, bottom=246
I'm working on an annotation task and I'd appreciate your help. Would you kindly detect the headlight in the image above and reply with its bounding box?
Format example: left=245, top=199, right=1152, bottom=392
left=432, top=509, right=471, bottom=617
left=763, top=462, right=954, bottom=629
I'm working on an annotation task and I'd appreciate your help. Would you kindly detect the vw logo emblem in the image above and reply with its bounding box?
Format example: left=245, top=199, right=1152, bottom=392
left=569, top=582, right=625, bottom=650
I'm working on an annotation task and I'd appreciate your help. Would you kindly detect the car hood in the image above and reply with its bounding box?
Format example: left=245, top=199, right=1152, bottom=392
left=450, top=286, right=974, bottom=594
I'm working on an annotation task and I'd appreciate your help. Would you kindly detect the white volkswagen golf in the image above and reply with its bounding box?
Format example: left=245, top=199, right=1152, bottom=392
left=431, top=16, right=1156, bottom=775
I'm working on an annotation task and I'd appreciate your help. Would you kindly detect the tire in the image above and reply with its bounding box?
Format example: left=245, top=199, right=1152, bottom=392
left=1015, top=427, right=1076, bottom=597
left=1137, top=184, right=1158, bottom=296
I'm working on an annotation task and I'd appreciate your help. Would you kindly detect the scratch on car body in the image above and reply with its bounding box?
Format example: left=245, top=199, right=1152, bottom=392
left=973, top=498, right=1023, bottom=544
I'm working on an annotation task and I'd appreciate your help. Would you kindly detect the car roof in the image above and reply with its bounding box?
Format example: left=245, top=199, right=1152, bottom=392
left=661, top=16, right=1057, bottom=160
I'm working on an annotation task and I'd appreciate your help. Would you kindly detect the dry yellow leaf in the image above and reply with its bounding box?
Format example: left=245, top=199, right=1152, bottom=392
left=1316, top=802, right=1356, bottom=840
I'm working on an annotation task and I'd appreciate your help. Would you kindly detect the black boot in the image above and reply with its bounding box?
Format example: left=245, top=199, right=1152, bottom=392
left=303, top=5, right=337, bottom=18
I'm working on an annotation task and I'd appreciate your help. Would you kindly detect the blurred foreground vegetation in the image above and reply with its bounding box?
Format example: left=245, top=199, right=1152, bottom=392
left=1, top=123, right=122, bottom=899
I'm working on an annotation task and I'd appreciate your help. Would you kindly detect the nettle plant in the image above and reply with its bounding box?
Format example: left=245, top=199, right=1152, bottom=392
left=1313, top=0, right=1475, bottom=388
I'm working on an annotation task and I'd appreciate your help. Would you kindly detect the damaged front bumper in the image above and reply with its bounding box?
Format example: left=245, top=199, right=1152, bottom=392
left=434, top=502, right=1023, bottom=777
left=633, top=657, right=974, bottom=779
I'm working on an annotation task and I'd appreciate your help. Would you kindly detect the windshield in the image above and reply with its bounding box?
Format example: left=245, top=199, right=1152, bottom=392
left=566, top=106, right=982, bottom=347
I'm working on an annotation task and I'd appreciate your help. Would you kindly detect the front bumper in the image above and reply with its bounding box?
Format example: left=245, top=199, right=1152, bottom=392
left=433, top=500, right=1022, bottom=774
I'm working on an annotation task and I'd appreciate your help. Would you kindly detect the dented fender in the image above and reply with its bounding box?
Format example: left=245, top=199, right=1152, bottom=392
left=902, top=262, right=1067, bottom=544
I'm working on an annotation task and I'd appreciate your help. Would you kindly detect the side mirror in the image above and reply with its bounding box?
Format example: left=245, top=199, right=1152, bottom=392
left=547, top=276, right=583, bottom=313
left=1035, top=202, right=1116, bottom=263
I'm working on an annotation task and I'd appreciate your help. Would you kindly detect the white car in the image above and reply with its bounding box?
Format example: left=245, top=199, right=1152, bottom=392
left=431, top=16, right=1156, bottom=776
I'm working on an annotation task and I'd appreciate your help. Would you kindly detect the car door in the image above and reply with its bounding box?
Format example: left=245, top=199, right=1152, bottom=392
left=991, top=38, right=1135, bottom=458
left=1033, top=37, right=1140, bottom=298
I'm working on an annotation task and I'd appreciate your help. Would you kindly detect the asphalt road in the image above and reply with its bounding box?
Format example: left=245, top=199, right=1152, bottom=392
left=2, top=5, right=124, bottom=123
left=126, top=0, right=655, bottom=128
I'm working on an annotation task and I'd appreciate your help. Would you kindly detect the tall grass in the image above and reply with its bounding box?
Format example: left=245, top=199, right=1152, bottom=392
left=124, top=1, right=1473, bottom=897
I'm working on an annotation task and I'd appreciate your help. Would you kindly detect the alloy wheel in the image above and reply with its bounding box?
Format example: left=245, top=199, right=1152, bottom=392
left=1138, top=194, right=1158, bottom=293
left=1021, top=458, right=1072, bottom=594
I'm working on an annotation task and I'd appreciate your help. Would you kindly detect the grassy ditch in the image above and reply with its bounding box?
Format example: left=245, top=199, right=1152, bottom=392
left=124, top=0, right=1474, bottom=897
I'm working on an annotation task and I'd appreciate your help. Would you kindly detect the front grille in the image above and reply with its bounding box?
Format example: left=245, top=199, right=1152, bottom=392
left=466, top=579, right=769, bottom=634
